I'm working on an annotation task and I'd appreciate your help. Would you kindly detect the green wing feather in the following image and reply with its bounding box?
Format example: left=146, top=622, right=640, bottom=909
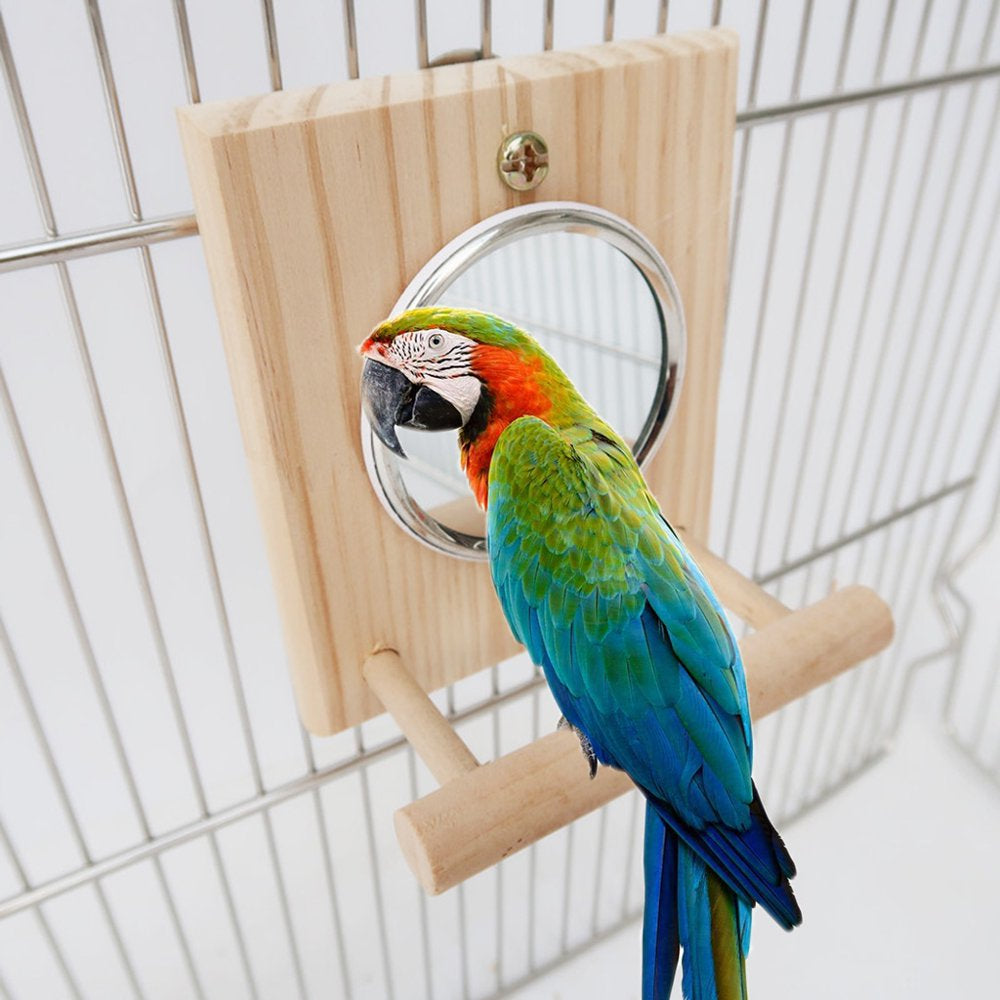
left=488, top=415, right=799, bottom=929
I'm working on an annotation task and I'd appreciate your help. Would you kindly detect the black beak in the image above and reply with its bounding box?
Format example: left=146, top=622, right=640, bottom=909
left=361, top=358, right=463, bottom=458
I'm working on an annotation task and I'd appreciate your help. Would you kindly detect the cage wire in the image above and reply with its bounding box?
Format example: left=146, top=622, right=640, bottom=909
left=0, top=1, right=999, bottom=998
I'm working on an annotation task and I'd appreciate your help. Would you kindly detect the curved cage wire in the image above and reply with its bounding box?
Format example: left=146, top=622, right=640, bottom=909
left=1, top=1, right=999, bottom=998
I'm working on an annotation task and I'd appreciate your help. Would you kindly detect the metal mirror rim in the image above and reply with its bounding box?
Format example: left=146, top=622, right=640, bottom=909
left=360, top=200, right=687, bottom=561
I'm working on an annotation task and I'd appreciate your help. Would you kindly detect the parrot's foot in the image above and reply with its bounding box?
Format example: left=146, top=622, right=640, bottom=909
left=557, top=716, right=598, bottom=779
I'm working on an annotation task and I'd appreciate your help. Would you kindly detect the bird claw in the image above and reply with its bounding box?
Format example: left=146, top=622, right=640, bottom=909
left=557, top=717, right=598, bottom=779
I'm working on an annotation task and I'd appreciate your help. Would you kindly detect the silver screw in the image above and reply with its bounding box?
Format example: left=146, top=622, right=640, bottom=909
left=497, top=131, right=549, bottom=191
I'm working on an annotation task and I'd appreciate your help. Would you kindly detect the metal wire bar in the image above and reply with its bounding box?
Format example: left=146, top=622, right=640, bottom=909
left=656, top=0, right=668, bottom=35
left=5, top=65, right=1000, bottom=275
left=0, top=821, right=85, bottom=1000
left=5, top=182, right=259, bottom=1000
left=308, top=784, right=354, bottom=998
left=968, top=603, right=1000, bottom=754
left=1, top=359, right=206, bottom=999
left=844, top=0, right=970, bottom=531
left=525, top=686, right=541, bottom=967
left=293, top=738, right=352, bottom=998
left=939, top=369, right=1000, bottom=726
left=748, top=0, right=857, bottom=578
left=0, top=17, right=54, bottom=234
left=83, top=6, right=313, bottom=995
left=406, top=747, right=435, bottom=1000
left=810, top=0, right=974, bottom=780
left=603, top=0, right=615, bottom=42
left=589, top=806, right=609, bottom=934
left=489, top=670, right=504, bottom=990
left=0, top=664, right=535, bottom=916
left=844, top=497, right=947, bottom=774
left=259, top=812, right=308, bottom=1000
left=808, top=0, right=933, bottom=560
left=0, top=616, right=147, bottom=999
left=843, top=79, right=1000, bottom=763
left=482, top=0, right=492, bottom=59
left=84, top=0, right=141, bottom=216
left=2, top=308, right=202, bottom=996
left=151, top=861, right=208, bottom=1000
left=342, top=0, right=359, bottom=79
left=756, top=0, right=900, bottom=809
left=918, top=180, right=1000, bottom=506
left=889, top=85, right=1000, bottom=501
left=463, top=299, right=660, bottom=367
left=259, top=0, right=283, bottom=90
left=416, top=0, right=429, bottom=68
left=543, top=0, right=554, bottom=51
left=170, top=0, right=200, bottom=103
left=492, top=905, right=643, bottom=1000
left=0, top=215, right=198, bottom=273
left=738, top=61, right=1000, bottom=128
left=354, top=728, right=397, bottom=1000
left=867, top=180, right=1000, bottom=755
left=0, top=372, right=149, bottom=850
left=755, top=476, right=975, bottom=586
left=778, top=0, right=898, bottom=568
left=722, top=0, right=815, bottom=562
left=775, top=739, right=890, bottom=827
left=835, top=471, right=955, bottom=774
left=723, top=0, right=770, bottom=293
left=934, top=342, right=1000, bottom=693
left=558, top=824, right=575, bottom=954
left=619, top=791, right=640, bottom=917
left=456, top=867, right=471, bottom=1000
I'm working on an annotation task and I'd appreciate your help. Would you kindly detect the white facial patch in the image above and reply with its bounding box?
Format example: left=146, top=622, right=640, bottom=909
left=367, top=328, right=482, bottom=424
left=421, top=373, right=482, bottom=424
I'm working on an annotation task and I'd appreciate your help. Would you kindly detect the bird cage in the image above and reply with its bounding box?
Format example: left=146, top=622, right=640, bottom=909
left=1, top=2, right=998, bottom=999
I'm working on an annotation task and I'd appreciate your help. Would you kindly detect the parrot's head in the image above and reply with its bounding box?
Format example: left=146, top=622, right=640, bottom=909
left=359, top=306, right=581, bottom=507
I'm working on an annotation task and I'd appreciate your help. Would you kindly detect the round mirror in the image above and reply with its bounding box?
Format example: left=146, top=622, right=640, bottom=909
left=361, top=202, right=686, bottom=560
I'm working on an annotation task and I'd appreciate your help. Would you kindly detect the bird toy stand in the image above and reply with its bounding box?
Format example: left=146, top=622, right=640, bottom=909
left=178, top=28, right=894, bottom=892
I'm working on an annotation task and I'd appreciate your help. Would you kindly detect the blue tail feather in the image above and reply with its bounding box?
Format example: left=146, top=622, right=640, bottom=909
left=677, top=841, right=719, bottom=1000
left=643, top=785, right=801, bottom=931
left=643, top=804, right=679, bottom=1000
left=643, top=805, right=751, bottom=1000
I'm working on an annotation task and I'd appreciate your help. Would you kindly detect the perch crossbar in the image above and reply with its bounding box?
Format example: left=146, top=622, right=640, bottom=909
left=363, top=533, right=894, bottom=895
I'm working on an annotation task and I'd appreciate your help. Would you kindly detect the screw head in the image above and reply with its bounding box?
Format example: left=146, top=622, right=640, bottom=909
left=497, top=131, right=549, bottom=191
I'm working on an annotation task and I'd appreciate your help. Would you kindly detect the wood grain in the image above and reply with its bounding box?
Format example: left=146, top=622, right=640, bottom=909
left=363, top=649, right=479, bottom=783
left=178, top=29, right=739, bottom=735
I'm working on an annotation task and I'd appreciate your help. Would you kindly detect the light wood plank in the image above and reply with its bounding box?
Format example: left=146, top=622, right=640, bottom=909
left=178, top=29, right=739, bottom=735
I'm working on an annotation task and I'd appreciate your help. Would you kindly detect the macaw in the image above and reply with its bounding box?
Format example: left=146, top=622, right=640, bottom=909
left=359, top=307, right=801, bottom=999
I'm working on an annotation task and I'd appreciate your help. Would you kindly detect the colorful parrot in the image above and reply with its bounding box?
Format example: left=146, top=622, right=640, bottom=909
left=359, top=307, right=801, bottom=999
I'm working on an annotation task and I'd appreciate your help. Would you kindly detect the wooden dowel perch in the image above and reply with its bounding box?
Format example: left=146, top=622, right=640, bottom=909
left=363, top=649, right=479, bottom=783
left=367, top=569, right=893, bottom=896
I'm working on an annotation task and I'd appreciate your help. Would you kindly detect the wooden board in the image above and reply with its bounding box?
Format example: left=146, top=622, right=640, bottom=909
left=178, top=28, right=738, bottom=736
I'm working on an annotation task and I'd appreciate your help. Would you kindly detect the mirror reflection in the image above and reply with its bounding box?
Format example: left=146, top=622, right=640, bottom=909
left=394, top=231, right=666, bottom=536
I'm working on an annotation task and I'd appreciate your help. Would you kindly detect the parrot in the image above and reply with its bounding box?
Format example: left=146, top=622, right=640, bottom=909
left=359, top=306, right=801, bottom=999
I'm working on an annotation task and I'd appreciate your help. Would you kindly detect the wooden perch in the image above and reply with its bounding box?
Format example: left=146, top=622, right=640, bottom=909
left=365, top=550, right=893, bottom=896
left=363, top=650, right=479, bottom=783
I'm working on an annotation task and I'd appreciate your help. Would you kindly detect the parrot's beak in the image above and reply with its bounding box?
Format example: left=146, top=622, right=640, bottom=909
left=361, top=358, right=463, bottom=458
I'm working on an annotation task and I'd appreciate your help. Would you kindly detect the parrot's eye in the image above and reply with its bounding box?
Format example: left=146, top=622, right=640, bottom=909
left=427, top=332, right=445, bottom=350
